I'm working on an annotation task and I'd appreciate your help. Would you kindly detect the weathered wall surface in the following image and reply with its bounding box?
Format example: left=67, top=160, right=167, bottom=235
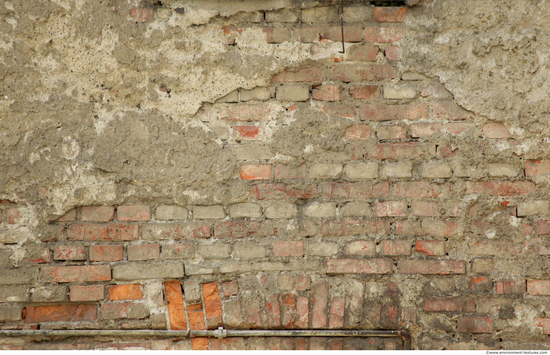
left=1, top=0, right=550, bottom=350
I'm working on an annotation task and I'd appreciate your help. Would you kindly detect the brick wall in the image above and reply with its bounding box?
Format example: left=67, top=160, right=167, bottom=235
left=1, top=1, right=550, bottom=350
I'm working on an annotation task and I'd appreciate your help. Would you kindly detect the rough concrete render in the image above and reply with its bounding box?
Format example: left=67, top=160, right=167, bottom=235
left=1, top=0, right=550, bottom=350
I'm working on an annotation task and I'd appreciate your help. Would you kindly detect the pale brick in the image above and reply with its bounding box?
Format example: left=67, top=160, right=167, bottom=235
left=234, top=243, right=266, bottom=258
left=264, top=203, right=298, bottom=219
left=418, top=162, right=452, bottom=179
left=216, top=91, right=238, bottom=103
left=183, top=280, right=201, bottom=302
left=193, top=205, right=225, bottom=219
left=340, top=202, right=371, bottom=217
left=0, top=305, right=22, bottom=322
left=345, top=240, right=376, bottom=255
left=381, top=161, right=412, bottom=178
left=344, top=163, right=378, bottom=179
left=420, top=82, right=452, bottom=99
left=198, top=244, right=231, bottom=259
left=0, top=228, right=29, bottom=244
left=402, top=72, right=428, bottom=81
left=232, top=11, right=263, bottom=22
left=302, top=6, right=339, bottom=23
left=308, top=242, right=338, bottom=256
left=0, top=268, right=38, bottom=285
left=113, top=262, right=184, bottom=280
left=229, top=203, right=261, bottom=218
left=30, top=285, right=67, bottom=302
left=304, top=202, right=337, bottom=218
left=0, top=285, right=28, bottom=302
left=265, top=9, right=299, bottom=23
left=276, top=85, right=310, bottom=101
left=155, top=205, right=188, bottom=220
left=518, top=201, right=550, bottom=216
left=454, top=165, right=484, bottom=178
left=232, top=144, right=274, bottom=160
left=240, top=87, right=272, bottom=101
left=488, top=164, right=518, bottom=177
left=343, top=6, right=374, bottom=22
left=384, top=85, right=416, bottom=99
left=309, top=164, right=343, bottom=179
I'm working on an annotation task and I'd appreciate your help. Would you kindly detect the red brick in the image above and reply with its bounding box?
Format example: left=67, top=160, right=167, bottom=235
left=348, top=45, right=379, bottom=61
left=203, top=282, right=223, bottom=329
left=496, top=279, right=525, bottom=294
left=281, top=293, right=296, bottom=328
left=215, top=220, right=259, bottom=239
left=313, top=84, right=344, bottom=101
left=57, top=209, right=76, bottom=222
left=164, top=281, right=187, bottom=331
left=328, top=297, right=345, bottom=329
left=296, top=275, right=311, bottom=291
left=41, top=265, right=111, bottom=283
left=527, top=280, right=550, bottom=295
left=187, top=304, right=209, bottom=350
left=525, top=160, right=550, bottom=177
left=274, top=164, right=306, bottom=179
left=128, top=243, right=160, bottom=261
left=296, top=296, right=309, bottom=328
left=398, top=260, right=465, bottom=274
left=240, top=165, right=271, bottom=180
left=109, top=284, right=143, bottom=300
left=100, top=302, right=148, bottom=319
left=295, top=26, right=362, bottom=43
left=70, top=285, right=104, bottom=302
left=312, top=281, right=329, bottom=328
left=321, top=182, right=389, bottom=199
left=24, top=305, right=97, bottom=323
left=465, top=181, right=535, bottom=196
left=361, top=104, right=428, bottom=121
left=367, top=142, right=428, bottom=160
left=444, top=122, right=473, bottom=135
left=53, top=245, right=86, bottom=261
left=423, top=297, right=475, bottom=312
left=374, top=7, right=408, bottom=22
left=321, top=219, right=390, bottom=236
left=375, top=201, right=407, bottom=217
left=433, top=102, right=474, bottom=120
left=222, top=281, right=239, bottom=298
left=81, top=206, right=114, bottom=222
left=344, top=124, right=371, bottom=140
left=536, top=220, right=550, bottom=235
left=535, top=318, right=550, bottom=335
left=322, top=103, right=356, bottom=118
left=483, top=123, right=510, bottom=138
left=415, top=241, right=446, bottom=256
left=265, top=294, right=281, bottom=327
left=89, top=245, right=122, bottom=262
left=385, top=45, right=401, bottom=60
left=365, top=27, right=406, bottom=42
left=379, top=240, right=411, bottom=255
left=327, top=259, right=393, bottom=274
left=233, top=125, right=261, bottom=139
left=67, top=223, right=138, bottom=241
left=250, top=183, right=315, bottom=200
left=273, top=241, right=304, bottom=257
left=377, top=124, right=406, bottom=140
left=219, top=105, right=272, bottom=121
left=7, top=209, right=25, bottom=224
left=117, top=205, right=150, bottom=221
left=350, top=85, right=379, bottom=99
left=272, top=67, right=326, bottom=83
left=129, top=7, right=154, bottom=22
left=393, top=182, right=451, bottom=198
left=458, top=316, right=492, bottom=333
left=332, top=64, right=397, bottom=82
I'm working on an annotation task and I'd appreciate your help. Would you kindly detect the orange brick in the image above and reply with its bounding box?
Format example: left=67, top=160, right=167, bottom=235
left=24, top=305, right=97, bottom=323
left=164, top=281, right=187, bottom=331
left=109, top=284, right=143, bottom=300
left=240, top=165, right=271, bottom=180
left=187, top=303, right=209, bottom=350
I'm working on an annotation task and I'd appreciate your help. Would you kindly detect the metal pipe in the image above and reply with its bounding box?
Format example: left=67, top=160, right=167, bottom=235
left=0, top=328, right=411, bottom=349
left=0, top=330, right=189, bottom=338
